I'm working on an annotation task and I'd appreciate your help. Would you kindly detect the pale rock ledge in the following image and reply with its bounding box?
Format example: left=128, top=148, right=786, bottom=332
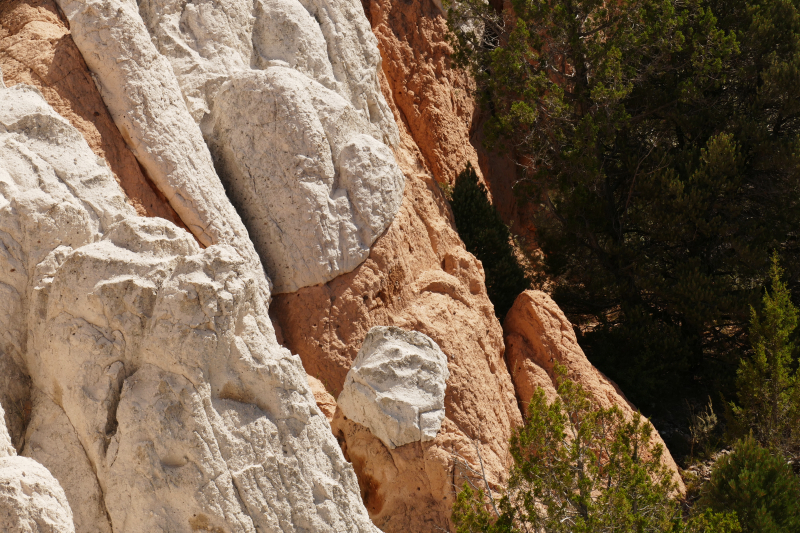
left=337, top=326, right=450, bottom=449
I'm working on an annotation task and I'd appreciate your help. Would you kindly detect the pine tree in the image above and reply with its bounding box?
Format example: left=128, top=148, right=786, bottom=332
left=698, top=436, right=800, bottom=533
left=731, top=254, right=800, bottom=460
left=447, top=0, right=800, bottom=408
left=452, top=365, right=680, bottom=532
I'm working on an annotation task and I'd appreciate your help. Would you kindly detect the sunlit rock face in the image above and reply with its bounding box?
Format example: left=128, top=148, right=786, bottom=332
left=56, top=0, right=404, bottom=294
left=0, top=82, right=377, bottom=532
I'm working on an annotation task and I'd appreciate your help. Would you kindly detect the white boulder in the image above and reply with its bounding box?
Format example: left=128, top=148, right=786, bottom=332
left=208, top=68, right=405, bottom=292
left=0, top=456, right=75, bottom=532
left=338, top=327, right=450, bottom=449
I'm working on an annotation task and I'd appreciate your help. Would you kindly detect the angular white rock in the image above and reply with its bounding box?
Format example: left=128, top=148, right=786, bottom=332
left=0, top=456, right=75, bottom=532
left=56, top=0, right=405, bottom=293
left=338, top=326, right=450, bottom=449
left=0, top=83, right=376, bottom=532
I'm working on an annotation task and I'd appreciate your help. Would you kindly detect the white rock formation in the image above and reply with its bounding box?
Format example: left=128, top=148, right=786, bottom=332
left=337, top=326, right=450, bottom=449
left=54, top=0, right=256, bottom=260
left=0, top=83, right=376, bottom=531
left=209, top=68, right=405, bottom=291
left=55, top=0, right=405, bottom=293
left=0, top=403, right=75, bottom=532
left=23, top=394, right=110, bottom=533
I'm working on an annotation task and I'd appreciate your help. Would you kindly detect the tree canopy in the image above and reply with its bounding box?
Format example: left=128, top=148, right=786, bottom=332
left=448, top=0, right=800, bottom=408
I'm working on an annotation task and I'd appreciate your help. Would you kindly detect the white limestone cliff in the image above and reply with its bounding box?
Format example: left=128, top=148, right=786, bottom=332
left=337, top=326, right=450, bottom=449
left=0, top=82, right=377, bottom=532
left=55, top=0, right=405, bottom=293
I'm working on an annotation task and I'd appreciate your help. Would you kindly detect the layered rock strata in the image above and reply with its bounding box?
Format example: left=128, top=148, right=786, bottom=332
left=0, top=82, right=376, bottom=531
left=504, top=290, right=684, bottom=491
left=338, top=326, right=450, bottom=449
left=56, top=0, right=406, bottom=293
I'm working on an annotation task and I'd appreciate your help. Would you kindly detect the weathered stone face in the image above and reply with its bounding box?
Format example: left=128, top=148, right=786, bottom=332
left=0, top=82, right=377, bottom=533
left=55, top=0, right=404, bottom=294
left=338, top=326, right=449, bottom=449
left=208, top=68, right=405, bottom=293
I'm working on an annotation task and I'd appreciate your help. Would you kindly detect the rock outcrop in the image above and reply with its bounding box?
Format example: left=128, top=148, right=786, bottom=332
left=272, top=144, right=523, bottom=532
left=0, top=404, right=75, bottom=532
left=363, top=0, right=480, bottom=186
left=0, top=82, right=376, bottom=531
left=504, top=290, right=684, bottom=491
left=207, top=67, right=404, bottom=292
left=338, top=326, right=449, bottom=449
left=56, top=0, right=405, bottom=293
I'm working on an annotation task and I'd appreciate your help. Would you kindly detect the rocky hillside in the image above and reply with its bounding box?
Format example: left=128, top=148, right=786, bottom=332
left=0, top=0, right=681, bottom=531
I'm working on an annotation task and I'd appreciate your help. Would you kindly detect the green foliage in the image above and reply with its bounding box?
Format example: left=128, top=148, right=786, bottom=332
left=689, top=397, right=720, bottom=460
left=451, top=163, right=529, bottom=320
left=447, top=0, right=800, bottom=408
left=684, top=509, right=742, bottom=533
left=697, top=436, right=800, bottom=533
left=730, top=254, right=800, bottom=460
left=452, top=365, right=680, bottom=532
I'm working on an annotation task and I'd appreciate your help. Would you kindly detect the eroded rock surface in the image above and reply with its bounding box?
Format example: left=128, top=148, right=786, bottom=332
left=364, top=0, right=480, bottom=186
left=208, top=67, right=404, bottom=292
left=0, top=456, right=75, bottom=532
left=272, top=167, right=523, bottom=532
left=0, top=82, right=376, bottom=532
left=338, top=326, right=449, bottom=449
left=55, top=0, right=405, bottom=293
left=504, top=290, right=685, bottom=491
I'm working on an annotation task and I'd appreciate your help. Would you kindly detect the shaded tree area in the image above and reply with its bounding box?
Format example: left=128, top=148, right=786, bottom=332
left=447, top=0, right=800, bottom=421
left=451, top=163, right=530, bottom=320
